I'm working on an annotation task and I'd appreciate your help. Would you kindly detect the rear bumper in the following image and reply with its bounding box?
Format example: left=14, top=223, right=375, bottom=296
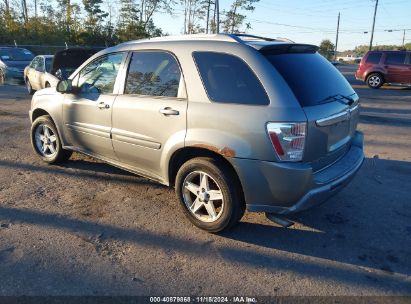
left=230, top=131, right=364, bottom=214
left=355, top=71, right=364, bottom=81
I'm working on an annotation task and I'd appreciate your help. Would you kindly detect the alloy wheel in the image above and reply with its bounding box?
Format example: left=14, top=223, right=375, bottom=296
left=34, top=124, right=58, bottom=158
left=368, top=75, right=381, bottom=87
left=182, top=171, right=224, bottom=223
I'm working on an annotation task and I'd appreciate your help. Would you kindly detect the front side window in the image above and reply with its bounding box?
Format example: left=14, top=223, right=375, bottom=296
left=78, top=53, right=125, bottom=95
left=36, top=57, right=45, bottom=72
left=385, top=53, right=406, bottom=65
left=125, top=51, right=181, bottom=97
left=193, top=52, right=269, bottom=105
left=366, top=52, right=382, bottom=64
left=30, top=57, right=40, bottom=69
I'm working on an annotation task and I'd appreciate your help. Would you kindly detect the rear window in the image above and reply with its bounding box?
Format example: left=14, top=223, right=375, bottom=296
left=264, top=52, right=354, bottom=107
left=193, top=52, right=269, bottom=105
left=385, top=53, right=406, bottom=65
left=366, top=52, right=382, bottom=64
left=0, top=48, right=34, bottom=61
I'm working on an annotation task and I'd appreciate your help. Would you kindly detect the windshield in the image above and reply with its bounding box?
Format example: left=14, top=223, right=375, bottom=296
left=45, top=57, right=53, bottom=72
left=264, top=52, right=355, bottom=107
left=0, top=48, right=34, bottom=61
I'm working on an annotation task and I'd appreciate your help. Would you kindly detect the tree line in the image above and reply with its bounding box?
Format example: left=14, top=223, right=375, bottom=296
left=0, top=0, right=260, bottom=48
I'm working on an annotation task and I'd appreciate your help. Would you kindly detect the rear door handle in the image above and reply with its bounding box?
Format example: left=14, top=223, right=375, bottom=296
left=159, top=107, right=179, bottom=116
left=97, top=102, right=110, bottom=109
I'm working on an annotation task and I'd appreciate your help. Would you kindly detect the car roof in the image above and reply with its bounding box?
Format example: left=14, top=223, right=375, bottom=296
left=115, top=33, right=295, bottom=51
left=368, top=50, right=408, bottom=53
left=36, top=55, right=54, bottom=58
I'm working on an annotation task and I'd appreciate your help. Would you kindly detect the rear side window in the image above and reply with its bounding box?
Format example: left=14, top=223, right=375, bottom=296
left=366, top=52, right=382, bottom=64
left=193, top=52, right=269, bottom=105
left=385, top=53, right=406, bottom=65
left=125, top=51, right=181, bottom=97
left=264, top=52, right=354, bottom=107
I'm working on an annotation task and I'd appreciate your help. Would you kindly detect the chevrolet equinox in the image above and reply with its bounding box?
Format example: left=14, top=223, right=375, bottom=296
left=29, top=34, right=364, bottom=232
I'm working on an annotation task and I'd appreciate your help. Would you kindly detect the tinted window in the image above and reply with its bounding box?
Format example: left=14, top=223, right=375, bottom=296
left=385, top=53, right=406, bottom=65
left=78, top=53, right=125, bottom=95
left=30, top=57, right=41, bottom=69
left=35, top=57, right=45, bottom=72
left=264, top=52, right=354, bottom=107
left=125, top=52, right=181, bottom=97
left=0, top=48, right=34, bottom=61
left=193, top=52, right=269, bottom=105
left=45, top=58, right=53, bottom=73
left=366, top=52, right=382, bottom=64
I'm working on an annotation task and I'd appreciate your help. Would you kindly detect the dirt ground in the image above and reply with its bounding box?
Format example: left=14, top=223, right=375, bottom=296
left=0, top=65, right=410, bottom=296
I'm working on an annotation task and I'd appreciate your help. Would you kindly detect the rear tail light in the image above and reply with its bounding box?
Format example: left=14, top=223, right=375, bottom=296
left=267, top=122, right=306, bottom=162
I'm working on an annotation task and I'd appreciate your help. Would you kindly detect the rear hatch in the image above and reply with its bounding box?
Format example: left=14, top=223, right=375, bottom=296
left=51, top=48, right=100, bottom=78
left=261, top=44, right=359, bottom=171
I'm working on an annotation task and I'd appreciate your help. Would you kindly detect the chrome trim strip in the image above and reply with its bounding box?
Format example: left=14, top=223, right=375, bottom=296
left=349, top=104, right=359, bottom=113
left=65, top=123, right=110, bottom=138
left=111, top=128, right=161, bottom=149
left=316, top=111, right=350, bottom=127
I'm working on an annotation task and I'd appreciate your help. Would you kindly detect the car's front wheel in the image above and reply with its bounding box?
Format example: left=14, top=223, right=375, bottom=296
left=175, top=157, right=245, bottom=232
left=31, top=115, right=72, bottom=164
left=366, top=73, right=384, bottom=89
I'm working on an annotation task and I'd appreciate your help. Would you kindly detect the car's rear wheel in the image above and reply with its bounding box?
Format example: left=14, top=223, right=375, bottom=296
left=26, top=79, right=34, bottom=94
left=175, top=157, right=245, bottom=232
left=31, top=115, right=72, bottom=164
left=366, top=73, right=384, bottom=89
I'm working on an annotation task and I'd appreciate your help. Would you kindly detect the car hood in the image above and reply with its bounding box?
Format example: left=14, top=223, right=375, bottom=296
left=34, top=87, right=57, bottom=96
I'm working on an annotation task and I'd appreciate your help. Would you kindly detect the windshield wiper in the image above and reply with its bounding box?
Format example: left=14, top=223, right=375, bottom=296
left=318, top=94, right=355, bottom=106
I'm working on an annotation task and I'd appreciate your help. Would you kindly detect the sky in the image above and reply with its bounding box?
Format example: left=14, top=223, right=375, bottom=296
left=152, top=0, right=411, bottom=51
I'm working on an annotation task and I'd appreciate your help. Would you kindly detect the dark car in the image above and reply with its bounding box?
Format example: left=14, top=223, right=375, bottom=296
left=356, top=50, right=411, bottom=88
left=0, top=47, right=35, bottom=84
left=51, top=48, right=100, bottom=80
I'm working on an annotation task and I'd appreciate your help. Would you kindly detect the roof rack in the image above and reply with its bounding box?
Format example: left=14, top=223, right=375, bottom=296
left=118, top=33, right=294, bottom=46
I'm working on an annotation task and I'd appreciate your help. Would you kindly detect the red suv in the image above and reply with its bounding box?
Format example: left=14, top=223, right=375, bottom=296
left=355, top=50, right=411, bottom=89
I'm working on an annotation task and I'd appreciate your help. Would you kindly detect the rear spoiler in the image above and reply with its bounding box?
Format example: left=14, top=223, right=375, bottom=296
left=259, top=44, right=319, bottom=55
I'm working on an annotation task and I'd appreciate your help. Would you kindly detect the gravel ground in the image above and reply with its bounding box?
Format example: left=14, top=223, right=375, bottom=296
left=0, top=65, right=410, bottom=296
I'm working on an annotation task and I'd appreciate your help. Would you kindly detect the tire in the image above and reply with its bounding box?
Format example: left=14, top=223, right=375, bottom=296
left=366, top=73, right=384, bottom=89
left=175, top=157, right=245, bottom=232
left=26, top=79, right=35, bottom=95
left=31, top=115, right=72, bottom=164
left=0, top=71, right=5, bottom=85
left=45, top=82, right=50, bottom=88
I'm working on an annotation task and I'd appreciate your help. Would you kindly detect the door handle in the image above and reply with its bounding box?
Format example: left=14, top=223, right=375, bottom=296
left=159, top=107, right=179, bottom=116
left=97, top=102, right=110, bottom=109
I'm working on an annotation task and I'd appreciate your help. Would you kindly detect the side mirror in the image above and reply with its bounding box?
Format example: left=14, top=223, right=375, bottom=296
left=56, top=79, right=73, bottom=94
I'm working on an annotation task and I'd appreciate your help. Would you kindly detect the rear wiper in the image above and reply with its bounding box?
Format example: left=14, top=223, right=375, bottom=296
left=318, top=95, right=339, bottom=104
left=339, top=95, right=355, bottom=106
left=318, top=94, right=355, bottom=106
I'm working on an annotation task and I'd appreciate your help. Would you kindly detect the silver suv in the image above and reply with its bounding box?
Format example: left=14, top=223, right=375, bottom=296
left=29, top=34, right=364, bottom=232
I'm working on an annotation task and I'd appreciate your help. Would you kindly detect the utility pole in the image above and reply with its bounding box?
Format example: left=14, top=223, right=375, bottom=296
left=403, top=29, right=406, bottom=47
left=384, top=28, right=411, bottom=48
left=369, top=0, right=379, bottom=51
left=334, top=12, right=340, bottom=61
left=206, top=0, right=211, bottom=34
left=215, top=0, right=220, bottom=34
